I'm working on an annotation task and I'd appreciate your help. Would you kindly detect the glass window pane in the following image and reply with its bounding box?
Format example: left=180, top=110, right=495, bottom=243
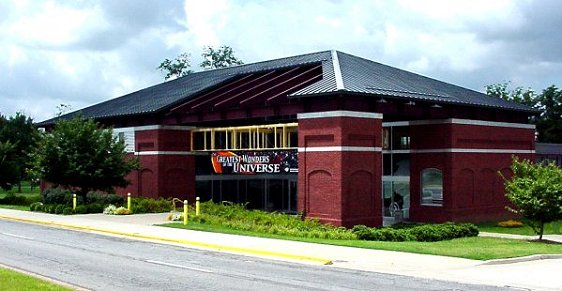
left=392, top=154, right=410, bottom=176
left=392, top=126, right=410, bottom=149
left=421, top=168, right=443, bottom=206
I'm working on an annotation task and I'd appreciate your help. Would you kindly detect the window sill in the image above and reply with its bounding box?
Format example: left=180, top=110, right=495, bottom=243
left=420, top=203, right=443, bottom=207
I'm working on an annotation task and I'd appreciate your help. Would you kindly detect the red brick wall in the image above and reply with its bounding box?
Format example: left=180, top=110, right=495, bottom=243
left=115, top=127, right=195, bottom=202
left=298, top=112, right=382, bottom=227
left=408, top=121, right=535, bottom=223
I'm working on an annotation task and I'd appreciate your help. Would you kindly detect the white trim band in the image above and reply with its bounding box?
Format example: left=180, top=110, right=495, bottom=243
left=384, top=148, right=535, bottom=154
left=298, top=111, right=383, bottom=120
left=298, top=146, right=382, bottom=152
left=133, top=125, right=193, bottom=131
left=383, top=118, right=535, bottom=129
left=135, top=151, right=194, bottom=156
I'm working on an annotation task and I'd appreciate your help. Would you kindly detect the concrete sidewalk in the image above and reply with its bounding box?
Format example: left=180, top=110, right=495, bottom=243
left=1, top=209, right=561, bottom=290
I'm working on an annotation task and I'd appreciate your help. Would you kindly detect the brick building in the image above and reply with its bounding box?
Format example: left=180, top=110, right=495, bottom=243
left=39, top=50, right=537, bottom=227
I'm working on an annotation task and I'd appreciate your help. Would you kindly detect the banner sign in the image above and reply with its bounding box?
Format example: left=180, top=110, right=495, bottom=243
left=211, top=151, right=298, bottom=175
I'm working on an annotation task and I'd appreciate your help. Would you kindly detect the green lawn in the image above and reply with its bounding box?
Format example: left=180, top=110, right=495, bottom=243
left=0, top=181, right=40, bottom=198
left=163, top=222, right=562, bottom=261
left=477, top=221, right=562, bottom=236
left=0, top=204, right=30, bottom=211
left=0, top=267, right=71, bottom=291
left=0, top=181, right=40, bottom=211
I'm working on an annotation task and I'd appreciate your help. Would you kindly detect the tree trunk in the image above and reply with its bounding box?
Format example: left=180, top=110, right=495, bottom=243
left=539, top=222, right=545, bottom=240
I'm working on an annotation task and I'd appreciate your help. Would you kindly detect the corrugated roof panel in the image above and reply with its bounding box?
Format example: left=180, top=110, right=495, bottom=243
left=38, top=49, right=536, bottom=126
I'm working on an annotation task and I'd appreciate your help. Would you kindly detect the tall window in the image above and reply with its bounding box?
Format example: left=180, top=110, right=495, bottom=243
left=421, top=168, right=443, bottom=206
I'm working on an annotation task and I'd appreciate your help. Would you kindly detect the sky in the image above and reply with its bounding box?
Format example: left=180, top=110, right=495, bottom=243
left=1, top=0, right=561, bottom=122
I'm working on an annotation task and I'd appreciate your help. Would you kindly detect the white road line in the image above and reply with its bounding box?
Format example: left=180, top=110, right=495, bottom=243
left=145, top=260, right=213, bottom=273
left=0, top=232, right=34, bottom=240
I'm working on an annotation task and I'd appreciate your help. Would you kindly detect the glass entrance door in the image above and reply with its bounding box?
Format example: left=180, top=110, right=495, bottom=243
left=382, top=176, right=410, bottom=224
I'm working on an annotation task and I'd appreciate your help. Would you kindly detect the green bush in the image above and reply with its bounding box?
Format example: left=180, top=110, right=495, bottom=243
left=41, top=187, right=74, bottom=206
left=29, top=202, right=43, bottom=211
left=87, top=192, right=124, bottom=206
left=189, top=201, right=357, bottom=240
left=62, top=207, right=74, bottom=215
left=0, top=193, right=40, bottom=206
left=371, top=228, right=415, bottom=242
left=74, top=205, right=88, bottom=214
left=131, top=197, right=173, bottom=213
left=54, top=204, right=65, bottom=214
left=352, top=222, right=479, bottom=242
left=87, top=203, right=105, bottom=213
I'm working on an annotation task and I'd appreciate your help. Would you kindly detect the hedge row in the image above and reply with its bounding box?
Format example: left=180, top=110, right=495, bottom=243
left=28, top=188, right=175, bottom=215
left=351, top=223, right=479, bottom=242
left=0, top=193, right=41, bottom=206
left=190, top=201, right=357, bottom=240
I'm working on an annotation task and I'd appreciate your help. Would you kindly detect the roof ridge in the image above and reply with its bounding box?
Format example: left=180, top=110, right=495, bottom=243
left=331, top=50, right=345, bottom=91
left=193, top=50, right=333, bottom=76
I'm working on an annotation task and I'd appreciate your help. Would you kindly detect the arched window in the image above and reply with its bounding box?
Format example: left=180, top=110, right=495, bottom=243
left=421, top=168, right=443, bottom=206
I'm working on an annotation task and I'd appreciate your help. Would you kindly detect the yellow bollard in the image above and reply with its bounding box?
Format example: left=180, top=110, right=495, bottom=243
left=195, top=197, right=200, bottom=216
left=127, top=193, right=131, bottom=211
left=72, top=194, right=77, bottom=210
left=183, top=200, right=188, bottom=225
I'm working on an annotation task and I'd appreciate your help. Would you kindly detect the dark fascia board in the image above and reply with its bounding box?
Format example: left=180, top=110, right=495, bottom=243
left=288, top=90, right=540, bottom=115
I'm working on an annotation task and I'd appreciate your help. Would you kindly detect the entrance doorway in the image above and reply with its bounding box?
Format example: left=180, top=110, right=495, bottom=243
left=196, top=175, right=298, bottom=213
left=382, top=177, right=410, bottom=225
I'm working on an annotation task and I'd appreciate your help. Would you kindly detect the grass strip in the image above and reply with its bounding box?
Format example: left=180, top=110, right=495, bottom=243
left=163, top=221, right=562, bottom=261
left=0, top=267, right=71, bottom=291
left=477, top=221, right=562, bottom=236
left=0, top=204, right=29, bottom=211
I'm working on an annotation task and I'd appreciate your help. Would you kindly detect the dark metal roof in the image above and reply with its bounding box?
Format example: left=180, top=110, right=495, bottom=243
left=38, top=50, right=536, bottom=126
left=291, top=51, right=535, bottom=112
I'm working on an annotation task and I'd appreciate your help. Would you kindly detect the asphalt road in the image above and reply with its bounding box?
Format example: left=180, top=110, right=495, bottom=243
left=0, top=220, right=511, bottom=291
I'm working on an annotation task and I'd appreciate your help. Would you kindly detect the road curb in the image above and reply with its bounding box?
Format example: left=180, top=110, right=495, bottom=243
left=0, top=214, right=333, bottom=266
left=481, top=254, right=562, bottom=265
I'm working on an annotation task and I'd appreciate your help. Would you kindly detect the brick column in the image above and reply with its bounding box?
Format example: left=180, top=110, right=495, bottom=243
left=132, top=126, right=195, bottom=202
left=297, top=111, right=382, bottom=227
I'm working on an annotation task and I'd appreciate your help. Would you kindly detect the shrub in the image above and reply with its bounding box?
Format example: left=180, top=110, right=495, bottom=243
left=87, top=192, right=124, bottom=206
left=54, top=204, right=65, bottom=214
left=0, top=193, right=41, bottom=206
left=189, top=201, right=357, bottom=240
left=407, top=223, right=478, bottom=242
left=62, top=207, right=74, bottom=215
left=114, top=206, right=131, bottom=215
left=352, top=222, right=478, bottom=242
left=131, top=197, right=173, bottom=213
left=29, top=202, right=43, bottom=212
left=44, top=204, right=56, bottom=213
left=87, top=203, right=105, bottom=213
left=497, top=219, right=524, bottom=228
left=351, top=225, right=375, bottom=240
left=74, top=205, right=88, bottom=214
left=103, top=205, right=117, bottom=215
left=371, top=228, right=415, bottom=242
left=41, top=187, right=74, bottom=206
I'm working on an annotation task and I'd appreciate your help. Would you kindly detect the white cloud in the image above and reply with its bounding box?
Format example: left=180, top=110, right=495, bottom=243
left=0, top=0, right=560, bottom=122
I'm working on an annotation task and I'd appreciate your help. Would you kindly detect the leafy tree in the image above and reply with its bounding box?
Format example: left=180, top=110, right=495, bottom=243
left=0, top=113, right=40, bottom=191
left=485, top=82, right=537, bottom=107
left=33, top=115, right=139, bottom=198
left=157, top=52, right=193, bottom=80
left=158, top=46, right=243, bottom=79
left=486, top=82, right=562, bottom=143
left=502, top=157, right=562, bottom=240
left=535, top=85, right=562, bottom=143
left=200, top=45, right=243, bottom=70
left=0, top=140, right=18, bottom=191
